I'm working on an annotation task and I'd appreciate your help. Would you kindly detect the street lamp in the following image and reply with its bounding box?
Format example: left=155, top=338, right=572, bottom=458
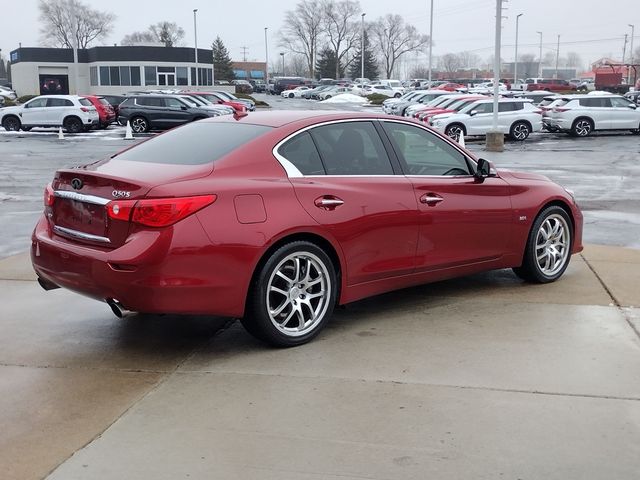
left=514, top=14, right=523, bottom=88
left=361, top=13, right=366, bottom=81
left=555, top=34, right=560, bottom=80
left=193, top=9, right=199, bottom=87
left=264, top=27, right=269, bottom=89
left=537, top=31, right=543, bottom=77
left=428, top=0, right=434, bottom=86
left=629, top=24, right=635, bottom=85
left=280, top=52, right=285, bottom=76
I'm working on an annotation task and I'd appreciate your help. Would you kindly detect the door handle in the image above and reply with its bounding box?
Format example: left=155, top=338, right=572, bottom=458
left=420, top=193, right=444, bottom=206
left=314, top=196, right=344, bottom=211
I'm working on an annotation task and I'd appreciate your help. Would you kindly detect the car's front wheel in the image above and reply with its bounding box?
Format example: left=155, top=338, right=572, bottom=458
left=510, top=121, right=531, bottom=140
left=2, top=116, right=22, bottom=131
left=130, top=116, right=149, bottom=133
left=445, top=123, right=466, bottom=141
left=571, top=118, right=593, bottom=137
left=289, top=93, right=294, bottom=98
left=243, top=241, right=337, bottom=347
left=513, top=205, right=573, bottom=283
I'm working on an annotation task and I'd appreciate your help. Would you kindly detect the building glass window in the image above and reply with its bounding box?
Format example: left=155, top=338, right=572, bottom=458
left=130, top=66, right=141, bottom=86
left=119, top=66, right=131, bottom=86
left=90, top=66, right=98, bottom=86
left=145, top=66, right=156, bottom=86
left=158, top=66, right=175, bottom=73
left=177, top=67, right=188, bottom=86
left=99, top=66, right=110, bottom=86
left=190, top=67, right=196, bottom=86
left=109, top=66, right=120, bottom=86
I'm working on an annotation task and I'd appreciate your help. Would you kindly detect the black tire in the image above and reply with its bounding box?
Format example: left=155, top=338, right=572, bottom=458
left=130, top=116, right=149, bottom=133
left=242, top=241, right=338, bottom=347
left=2, top=116, right=21, bottom=131
left=22, top=126, right=32, bottom=132
left=631, top=124, right=640, bottom=135
left=445, top=123, right=466, bottom=141
left=289, top=93, right=294, bottom=98
left=509, top=121, right=531, bottom=141
left=394, top=93, right=401, bottom=98
left=571, top=118, right=593, bottom=137
left=324, top=95, right=332, bottom=99
left=513, top=205, right=573, bottom=283
left=63, top=117, right=83, bottom=133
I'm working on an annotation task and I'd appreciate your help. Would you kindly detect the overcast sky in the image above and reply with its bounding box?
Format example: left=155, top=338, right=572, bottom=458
left=1, top=0, right=638, bottom=73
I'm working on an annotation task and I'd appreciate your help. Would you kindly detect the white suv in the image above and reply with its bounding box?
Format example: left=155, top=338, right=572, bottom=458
left=429, top=98, right=542, bottom=140
left=543, top=94, right=640, bottom=136
left=0, top=95, right=99, bottom=133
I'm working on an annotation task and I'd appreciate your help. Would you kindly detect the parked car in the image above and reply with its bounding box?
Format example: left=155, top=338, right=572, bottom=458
left=542, top=94, right=640, bottom=136
left=0, top=85, right=17, bottom=101
left=273, top=77, right=305, bottom=95
left=82, top=95, right=115, bottom=129
left=0, top=95, right=98, bottom=132
left=624, top=90, right=640, bottom=105
left=416, top=96, right=487, bottom=123
left=31, top=111, right=583, bottom=347
left=97, top=95, right=127, bottom=122
left=577, top=79, right=596, bottom=92
left=434, top=82, right=465, bottom=92
left=409, top=94, right=472, bottom=119
left=176, top=94, right=235, bottom=116
left=232, top=79, right=254, bottom=94
left=117, top=94, right=225, bottom=133
left=281, top=86, right=312, bottom=98
left=382, top=91, right=428, bottom=114
left=181, top=91, right=247, bottom=113
left=213, top=90, right=255, bottom=111
left=466, top=82, right=508, bottom=94
left=430, top=98, right=542, bottom=141
left=362, top=84, right=399, bottom=98
left=302, top=85, right=332, bottom=99
left=0, top=96, right=4, bottom=107
left=317, top=86, right=352, bottom=100
left=253, top=80, right=267, bottom=93
left=526, top=79, right=576, bottom=92
left=403, top=93, right=459, bottom=118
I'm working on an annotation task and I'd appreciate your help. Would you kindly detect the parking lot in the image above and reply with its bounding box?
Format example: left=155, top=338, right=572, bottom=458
left=1, top=98, right=640, bottom=479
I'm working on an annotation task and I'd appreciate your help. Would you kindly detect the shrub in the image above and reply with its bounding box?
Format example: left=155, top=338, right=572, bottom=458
left=366, top=93, right=388, bottom=105
left=17, top=95, right=38, bottom=104
left=1, top=98, right=16, bottom=107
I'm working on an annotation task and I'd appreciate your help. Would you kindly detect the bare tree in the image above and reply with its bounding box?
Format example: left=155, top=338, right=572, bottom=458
left=279, top=0, right=324, bottom=78
left=121, top=31, right=156, bottom=46
left=565, top=51, right=582, bottom=69
left=438, top=53, right=464, bottom=74
left=371, top=14, right=429, bottom=79
left=288, top=53, right=309, bottom=76
left=458, top=51, right=481, bottom=69
left=149, top=21, right=185, bottom=48
left=322, top=0, right=361, bottom=79
left=38, top=0, right=115, bottom=48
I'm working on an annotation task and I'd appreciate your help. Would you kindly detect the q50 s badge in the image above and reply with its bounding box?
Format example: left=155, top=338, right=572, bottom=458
left=112, top=190, right=131, bottom=199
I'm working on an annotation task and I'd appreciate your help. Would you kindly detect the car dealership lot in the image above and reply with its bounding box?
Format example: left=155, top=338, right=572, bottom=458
left=1, top=104, right=640, bottom=479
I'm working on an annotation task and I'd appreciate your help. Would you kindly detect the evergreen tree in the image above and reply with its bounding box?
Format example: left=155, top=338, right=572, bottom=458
left=348, top=31, right=379, bottom=80
left=315, top=47, right=344, bottom=79
left=0, top=58, right=6, bottom=80
left=212, top=36, right=235, bottom=81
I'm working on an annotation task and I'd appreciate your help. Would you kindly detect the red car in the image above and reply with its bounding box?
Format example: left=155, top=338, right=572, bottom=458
left=435, top=82, right=465, bottom=92
left=182, top=91, right=247, bottom=113
left=82, top=95, right=115, bottom=129
left=412, top=95, right=468, bottom=119
left=416, top=95, right=486, bottom=122
left=31, top=112, right=583, bottom=347
left=527, top=79, right=576, bottom=92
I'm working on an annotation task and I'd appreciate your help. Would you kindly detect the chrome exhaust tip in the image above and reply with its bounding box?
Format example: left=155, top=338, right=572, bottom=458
left=106, top=298, right=131, bottom=318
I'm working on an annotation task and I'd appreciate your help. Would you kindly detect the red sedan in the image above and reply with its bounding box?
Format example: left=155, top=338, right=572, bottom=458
left=31, top=112, right=583, bottom=347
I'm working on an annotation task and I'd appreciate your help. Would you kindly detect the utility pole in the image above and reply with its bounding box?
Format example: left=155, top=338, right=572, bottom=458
left=361, top=13, right=365, bottom=81
left=193, top=9, right=199, bottom=87
left=555, top=34, right=560, bottom=79
left=622, top=34, right=628, bottom=78
left=427, top=0, right=434, bottom=87
left=514, top=13, right=523, bottom=87
left=264, top=28, right=269, bottom=89
left=629, top=24, right=635, bottom=85
left=241, top=46, right=248, bottom=62
left=487, top=0, right=506, bottom=152
left=537, top=31, right=543, bottom=77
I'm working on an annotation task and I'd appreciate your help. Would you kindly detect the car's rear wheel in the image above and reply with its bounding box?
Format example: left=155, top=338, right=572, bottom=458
left=394, top=93, right=401, bottom=98
left=571, top=118, right=593, bottom=137
left=510, top=121, right=531, bottom=141
left=130, top=116, right=149, bottom=133
left=513, top=206, right=573, bottom=283
left=2, top=116, right=21, bottom=131
left=63, top=117, right=83, bottom=133
left=324, top=95, right=332, bottom=99
left=242, top=241, right=337, bottom=347
left=445, top=123, right=466, bottom=141
left=631, top=123, right=640, bottom=135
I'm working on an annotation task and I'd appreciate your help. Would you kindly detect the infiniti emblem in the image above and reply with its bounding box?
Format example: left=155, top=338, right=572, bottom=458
left=71, top=178, right=83, bottom=190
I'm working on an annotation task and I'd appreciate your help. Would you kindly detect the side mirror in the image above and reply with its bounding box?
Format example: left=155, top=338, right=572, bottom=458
left=181, top=105, right=188, bottom=110
left=469, top=110, right=479, bottom=116
left=628, top=104, right=637, bottom=109
left=474, top=158, right=492, bottom=181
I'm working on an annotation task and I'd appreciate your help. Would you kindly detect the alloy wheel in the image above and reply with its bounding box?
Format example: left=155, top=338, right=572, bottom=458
left=511, top=122, right=530, bottom=140
left=266, top=251, right=331, bottom=337
left=534, top=214, right=570, bottom=277
left=446, top=125, right=463, bottom=141
left=131, top=117, right=148, bottom=133
left=574, top=119, right=592, bottom=136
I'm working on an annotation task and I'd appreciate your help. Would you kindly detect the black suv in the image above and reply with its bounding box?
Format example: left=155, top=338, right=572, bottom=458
left=118, top=95, right=222, bottom=133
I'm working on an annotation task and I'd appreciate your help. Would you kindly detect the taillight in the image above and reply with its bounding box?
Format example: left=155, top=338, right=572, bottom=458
left=44, top=184, right=55, bottom=207
left=80, top=107, right=90, bottom=112
left=106, top=195, right=216, bottom=227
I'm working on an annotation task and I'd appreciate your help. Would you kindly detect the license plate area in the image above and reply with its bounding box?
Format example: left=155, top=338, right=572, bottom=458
left=53, top=198, right=107, bottom=238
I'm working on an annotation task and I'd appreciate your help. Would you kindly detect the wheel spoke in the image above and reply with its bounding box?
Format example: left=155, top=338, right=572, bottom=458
left=276, top=270, right=294, bottom=284
left=296, top=307, right=306, bottom=329
left=279, top=307, right=297, bottom=328
left=270, top=298, right=291, bottom=316
left=269, top=285, right=288, bottom=296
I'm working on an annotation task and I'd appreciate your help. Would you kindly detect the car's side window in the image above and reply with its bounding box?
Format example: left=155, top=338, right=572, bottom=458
left=471, top=103, right=492, bottom=114
left=309, top=122, right=393, bottom=175
left=164, top=98, right=185, bottom=108
left=25, top=98, right=48, bottom=108
left=46, top=98, right=73, bottom=107
left=610, top=97, right=632, bottom=108
left=277, top=132, right=326, bottom=175
left=382, top=122, right=471, bottom=176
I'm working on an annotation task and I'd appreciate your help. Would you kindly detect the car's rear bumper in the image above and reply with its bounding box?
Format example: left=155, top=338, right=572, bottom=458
left=30, top=214, right=252, bottom=317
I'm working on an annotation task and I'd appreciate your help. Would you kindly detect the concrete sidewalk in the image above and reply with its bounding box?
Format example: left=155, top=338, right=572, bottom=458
left=1, top=246, right=639, bottom=480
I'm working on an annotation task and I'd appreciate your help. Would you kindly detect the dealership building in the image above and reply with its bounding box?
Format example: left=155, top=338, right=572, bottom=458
left=8, top=46, right=267, bottom=97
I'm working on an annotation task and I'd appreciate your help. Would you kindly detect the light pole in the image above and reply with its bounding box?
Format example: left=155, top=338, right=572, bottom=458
left=361, top=13, right=366, bottom=81
left=193, top=9, right=199, bottom=87
left=537, top=31, right=543, bottom=77
left=487, top=0, right=504, bottom=152
left=428, top=0, right=434, bottom=87
left=514, top=14, right=523, bottom=87
left=264, top=27, right=269, bottom=89
left=628, top=24, right=635, bottom=85
left=555, top=34, right=560, bottom=79
left=280, top=52, right=285, bottom=76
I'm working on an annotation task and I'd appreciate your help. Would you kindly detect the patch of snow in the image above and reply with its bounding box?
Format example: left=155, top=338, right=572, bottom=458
left=321, top=93, right=368, bottom=104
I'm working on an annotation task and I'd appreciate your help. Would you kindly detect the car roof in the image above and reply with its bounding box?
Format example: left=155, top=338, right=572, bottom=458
left=201, top=110, right=406, bottom=128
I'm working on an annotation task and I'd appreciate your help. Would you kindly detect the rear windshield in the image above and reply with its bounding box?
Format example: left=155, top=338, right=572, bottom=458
left=78, top=98, right=92, bottom=107
left=113, top=122, right=272, bottom=165
left=98, top=98, right=110, bottom=106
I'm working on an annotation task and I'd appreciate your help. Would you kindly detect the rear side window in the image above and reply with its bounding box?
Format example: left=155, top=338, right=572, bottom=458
left=47, top=98, right=74, bottom=107
left=136, top=97, right=164, bottom=107
left=498, top=102, right=524, bottom=112
left=579, top=98, right=611, bottom=107
left=277, top=132, right=325, bottom=175
left=113, top=123, right=271, bottom=165
left=78, top=98, right=92, bottom=107
left=309, top=122, right=393, bottom=175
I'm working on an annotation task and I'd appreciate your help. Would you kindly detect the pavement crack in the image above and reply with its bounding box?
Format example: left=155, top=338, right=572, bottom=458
left=581, top=253, right=640, bottom=342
